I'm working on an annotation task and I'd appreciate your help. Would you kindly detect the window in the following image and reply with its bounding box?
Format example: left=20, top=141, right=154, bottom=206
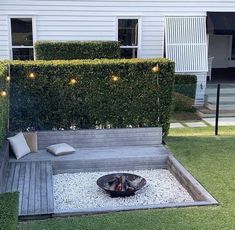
left=10, top=18, right=34, bottom=60
left=118, top=19, right=139, bottom=58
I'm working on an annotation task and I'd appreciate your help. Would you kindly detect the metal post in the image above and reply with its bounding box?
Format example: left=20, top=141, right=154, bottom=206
left=157, top=73, right=160, bottom=124
left=215, top=84, right=220, bottom=136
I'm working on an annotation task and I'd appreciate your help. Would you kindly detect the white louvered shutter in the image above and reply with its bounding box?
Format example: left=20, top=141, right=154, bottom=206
left=165, top=17, right=208, bottom=72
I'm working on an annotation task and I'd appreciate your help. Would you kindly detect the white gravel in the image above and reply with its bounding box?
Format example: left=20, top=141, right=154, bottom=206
left=53, top=169, right=194, bottom=211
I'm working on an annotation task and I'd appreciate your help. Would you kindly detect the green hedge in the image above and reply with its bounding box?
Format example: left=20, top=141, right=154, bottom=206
left=0, top=62, right=9, bottom=147
left=10, top=59, right=175, bottom=136
left=172, top=92, right=196, bottom=113
left=35, top=41, right=121, bottom=60
left=174, top=74, right=197, bottom=98
left=0, top=192, right=19, bottom=230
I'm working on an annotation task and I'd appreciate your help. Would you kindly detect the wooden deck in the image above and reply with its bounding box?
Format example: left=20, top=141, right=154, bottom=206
left=0, top=127, right=217, bottom=218
left=4, top=161, right=54, bottom=217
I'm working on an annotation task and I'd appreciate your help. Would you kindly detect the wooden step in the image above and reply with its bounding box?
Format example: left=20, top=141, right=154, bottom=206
left=197, top=107, right=235, bottom=118
left=206, top=103, right=235, bottom=110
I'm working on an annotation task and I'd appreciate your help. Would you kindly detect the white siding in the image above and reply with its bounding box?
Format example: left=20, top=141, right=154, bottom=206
left=2, top=0, right=235, bottom=104
left=0, top=15, right=10, bottom=60
left=2, top=0, right=235, bottom=60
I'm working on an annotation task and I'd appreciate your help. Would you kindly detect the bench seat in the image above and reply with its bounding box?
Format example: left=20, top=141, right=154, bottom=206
left=9, top=145, right=170, bottom=173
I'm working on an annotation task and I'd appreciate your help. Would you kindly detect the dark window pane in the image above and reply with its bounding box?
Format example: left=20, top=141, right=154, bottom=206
left=11, top=18, right=33, bottom=46
left=232, top=36, right=235, bottom=60
left=13, top=48, right=34, bottom=60
left=118, top=19, right=138, bottom=46
left=120, top=48, right=138, bottom=59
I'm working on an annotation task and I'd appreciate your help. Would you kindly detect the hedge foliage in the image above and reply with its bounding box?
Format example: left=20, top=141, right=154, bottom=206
left=174, top=74, right=197, bottom=98
left=10, top=59, right=175, bottom=136
left=35, top=41, right=121, bottom=60
left=172, top=92, right=196, bottom=113
left=0, top=62, right=9, bottom=147
left=0, top=192, right=19, bottom=230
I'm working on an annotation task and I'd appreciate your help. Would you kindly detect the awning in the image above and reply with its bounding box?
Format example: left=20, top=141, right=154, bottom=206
left=207, top=12, right=235, bottom=35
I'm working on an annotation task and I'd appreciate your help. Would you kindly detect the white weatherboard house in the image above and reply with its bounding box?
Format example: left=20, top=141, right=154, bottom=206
left=1, top=1, right=235, bottom=104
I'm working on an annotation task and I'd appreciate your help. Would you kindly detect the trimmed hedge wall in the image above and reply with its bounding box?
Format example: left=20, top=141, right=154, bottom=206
left=10, top=59, right=175, bottom=136
left=174, top=74, right=197, bottom=98
left=172, top=92, right=196, bottom=113
left=0, top=62, right=9, bottom=147
left=35, top=41, right=121, bottom=60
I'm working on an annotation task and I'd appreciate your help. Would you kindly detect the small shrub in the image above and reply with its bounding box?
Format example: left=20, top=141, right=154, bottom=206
left=173, top=92, right=196, bottom=113
left=35, top=41, right=121, bottom=60
left=10, top=59, right=175, bottom=136
left=0, top=192, right=19, bottom=230
left=174, top=74, right=197, bottom=98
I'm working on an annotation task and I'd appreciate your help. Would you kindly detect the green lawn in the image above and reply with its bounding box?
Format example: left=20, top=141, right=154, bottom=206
left=19, top=127, right=235, bottom=230
left=0, top=192, right=18, bottom=230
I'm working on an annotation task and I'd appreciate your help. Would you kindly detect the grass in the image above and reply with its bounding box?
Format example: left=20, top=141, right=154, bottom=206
left=19, top=126, right=235, bottom=229
left=0, top=192, right=19, bottom=230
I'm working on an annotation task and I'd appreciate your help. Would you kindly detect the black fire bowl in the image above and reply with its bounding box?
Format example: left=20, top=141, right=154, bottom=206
left=97, top=173, right=146, bottom=198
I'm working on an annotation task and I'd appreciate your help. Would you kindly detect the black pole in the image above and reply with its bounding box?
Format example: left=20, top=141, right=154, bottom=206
left=215, top=84, right=220, bottom=136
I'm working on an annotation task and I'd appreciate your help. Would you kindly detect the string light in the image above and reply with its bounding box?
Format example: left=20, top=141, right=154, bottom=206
left=69, top=78, right=78, bottom=85
left=152, top=65, right=160, bottom=73
left=28, top=72, right=35, bottom=79
left=6, top=76, right=10, bottom=82
left=111, top=75, right=119, bottom=82
left=0, top=90, right=7, bottom=97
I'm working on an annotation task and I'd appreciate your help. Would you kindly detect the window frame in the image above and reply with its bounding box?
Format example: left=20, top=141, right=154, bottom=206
left=115, top=16, right=142, bottom=58
left=8, top=15, right=36, bottom=60
left=230, top=35, right=235, bottom=60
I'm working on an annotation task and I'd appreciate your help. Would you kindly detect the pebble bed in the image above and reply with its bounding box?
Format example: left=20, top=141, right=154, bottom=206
left=53, top=169, right=194, bottom=211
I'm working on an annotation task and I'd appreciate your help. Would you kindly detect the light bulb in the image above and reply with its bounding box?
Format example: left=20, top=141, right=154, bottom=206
left=69, top=78, right=77, bottom=85
left=111, top=75, right=119, bottom=82
left=152, top=65, right=160, bottom=73
left=28, top=72, right=35, bottom=79
left=0, top=91, right=7, bottom=97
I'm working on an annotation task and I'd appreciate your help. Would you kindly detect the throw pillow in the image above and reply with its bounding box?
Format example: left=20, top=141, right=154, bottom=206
left=46, top=143, right=75, bottom=156
left=23, top=132, right=38, bottom=153
left=7, top=132, right=31, bottom=159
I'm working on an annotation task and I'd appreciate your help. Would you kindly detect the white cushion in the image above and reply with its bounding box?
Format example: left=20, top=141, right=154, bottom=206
left=7, top=132, right=31, bottom=160
left=46, top=143, right=75, bottom=156
left=23, top=132, right=38, bottom=153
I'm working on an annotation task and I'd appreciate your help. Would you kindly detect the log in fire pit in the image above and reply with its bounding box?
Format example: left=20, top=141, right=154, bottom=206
left=97, top=173, right=146, bottom=197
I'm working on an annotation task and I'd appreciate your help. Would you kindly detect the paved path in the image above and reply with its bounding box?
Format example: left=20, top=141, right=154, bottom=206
left=170, top=117, right=235, bottom=129
left=203, top=117, right=235, bottom=127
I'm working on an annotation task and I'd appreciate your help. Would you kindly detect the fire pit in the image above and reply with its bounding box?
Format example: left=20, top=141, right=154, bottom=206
left=97, top=173, right=146, bottom=197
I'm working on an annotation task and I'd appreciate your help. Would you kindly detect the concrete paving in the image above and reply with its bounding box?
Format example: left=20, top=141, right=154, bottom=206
left=170, top=117, right=235, bottom=129
left=203, top=117, right=235, bottom=127
left=170, top=123, right=184, bottom=128
left=185, top=122, right=207, bottom=128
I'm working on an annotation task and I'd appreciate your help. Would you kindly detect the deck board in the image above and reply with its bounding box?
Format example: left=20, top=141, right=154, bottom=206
left=21, top=162, right=30, bottom=215
left=4, top=161, right=54, bottom=216
left=18, top=162, right=26, bottom=214
left=34, top=162, right=41, bottom=214
left=12, top=163, right=20, bottom=192
left=5, top=163, right=15, bottom=192
left=28, top=162, right=36, bottom=214
left=40, top=162, right=48, bottom=214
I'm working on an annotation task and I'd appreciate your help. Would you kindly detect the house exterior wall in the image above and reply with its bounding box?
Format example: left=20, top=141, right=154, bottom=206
left=2, top=0, right=235, bottom=104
